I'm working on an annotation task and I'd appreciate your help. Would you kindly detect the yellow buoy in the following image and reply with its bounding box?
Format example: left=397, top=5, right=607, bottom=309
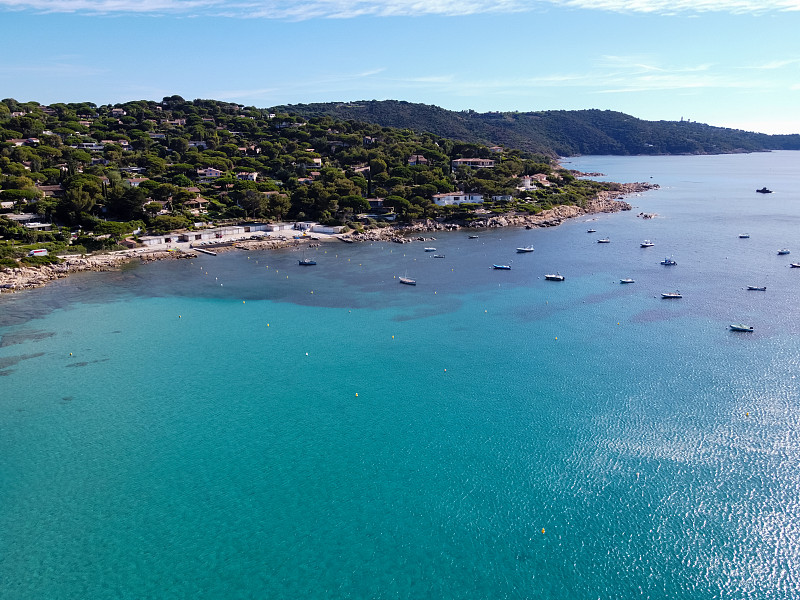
left=267, top=323, right=269, bottom=327
left=243, top=300, right=245, bottom=304
left=69, top=352, right=72, bottom=356
left=541, top=528, right=545, bottom=534
left=355, top=393, right=359, bottom=397
left=392, top=335, right=394, bottom=339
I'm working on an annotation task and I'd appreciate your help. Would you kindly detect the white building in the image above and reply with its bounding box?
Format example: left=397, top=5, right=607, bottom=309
left=432, top=192, right=484, bottom=206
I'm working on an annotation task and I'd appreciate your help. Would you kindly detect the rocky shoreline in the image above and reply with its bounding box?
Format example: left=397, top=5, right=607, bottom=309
left=0, top=182, right=656, bottom=294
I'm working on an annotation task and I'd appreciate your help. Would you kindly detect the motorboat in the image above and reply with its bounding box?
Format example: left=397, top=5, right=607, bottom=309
left=298, top=258, right=316, bottom=266
left=468, top=235, right=479, bottom=239
left=399, top=276, right=416, bottom=285
left=756, top=187, right=773, bottom=194
left=640, top=240, right=655, bottom=247
left=433, top=254, right=445, bottom=259
left=620, top=278, right=635, bottom=284
left=545, top=273, right=565, bottom=281
left=778, top=249, right=790, bottom=255
left=660, top=258, right=677, bottom=266
left=587, top=228, right=596, bottom=233
left=493, top=264, right=511, bottom=270
left=597, top=238, right=611, bottom=243
left=791, top=263, right=800, bottom=268
left=730, top=324, right=754, bottom=332
left=516, top=246, right=534, bottom=253
left=747, top=286, right=766, bottom=291
left=424, top=247, right=436, bottom=252
left=661, top=292, right=682, bottom=299
left=739, top=234, right=750, bottom=239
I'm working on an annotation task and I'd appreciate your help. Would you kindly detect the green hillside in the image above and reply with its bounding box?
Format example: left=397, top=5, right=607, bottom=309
left=272, top=100, right=800, bottom=156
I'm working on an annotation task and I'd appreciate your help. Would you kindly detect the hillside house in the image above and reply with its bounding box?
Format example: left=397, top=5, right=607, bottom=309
left=452, top=158, right=495, bottom=170
left=432, top=192, right=484, bottom=206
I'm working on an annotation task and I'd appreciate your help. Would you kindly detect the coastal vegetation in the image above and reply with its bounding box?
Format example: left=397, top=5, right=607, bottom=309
left=0, top=96, right=629, bottom=264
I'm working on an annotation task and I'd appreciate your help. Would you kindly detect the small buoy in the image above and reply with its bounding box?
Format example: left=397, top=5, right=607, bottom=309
left=69, top=352, right=72, bottom=356
left=541, top=528, right=545, bottom=534
left=746, top=412, right=749, bottom=416
left=555, top=337, right=558, bottom=340
left=267, top=323, right=269, bottom=327
left=243, top=300, right=245, bottom=304
left=444, top=369, right=447, bottom=372
left=392, top=335, right=394, bottom=339
left=310, top=290, right=313, bottom=294
left=355, top=393, right=359, bottom=397
left=305, top=352, right=308, bottom=356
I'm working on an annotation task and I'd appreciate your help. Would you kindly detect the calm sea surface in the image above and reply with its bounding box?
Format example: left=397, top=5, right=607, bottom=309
left=2, top=151, right=800, bottom=599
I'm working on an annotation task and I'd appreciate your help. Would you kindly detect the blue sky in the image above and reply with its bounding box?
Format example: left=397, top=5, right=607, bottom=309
left=1, top=0, right=799, bottom=134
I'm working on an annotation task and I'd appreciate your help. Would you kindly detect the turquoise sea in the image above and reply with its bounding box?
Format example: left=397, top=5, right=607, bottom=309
left=2, top=151, right=800, bottom=599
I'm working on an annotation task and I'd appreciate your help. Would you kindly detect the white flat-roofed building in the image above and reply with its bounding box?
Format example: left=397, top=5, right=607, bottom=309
left=432, top=192, right=484, bottom=206
left=452, top=158, right=495, bottom=169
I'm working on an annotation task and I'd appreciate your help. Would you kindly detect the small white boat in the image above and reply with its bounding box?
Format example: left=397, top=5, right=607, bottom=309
left=545, top=273, right=565, bottom=281
left=778, top=249, right=790, bottom=255
left=493, top=264, right=511, bottom=270
left=516, top=246, right=534, bottom=253
left=587, top=229, right=596, bottom=233
left=730, top=324, right=754, bottom=332
left=298, top=258, right=316, bottom=266
left=660, top=258, right=677, bottom=266
left=661, top=291, right=682, bottom=299
left=597, top=238, right=611, bottom=243
left=399, top=276, right=416, bottom=286
left=739, top=234, right=750, bottom=239
left=620, top=278, right=635, bottom=284
left=640, top=240, right=654, bottom=247
left=468, top=235, right=479, bottom=239
left=433, top=254, right=445, bottom=259
left=747, top=285, right=766, bottom=291
left=424, top=247, right=436, bottom=252
left=791, top=263, right=800, bottom=268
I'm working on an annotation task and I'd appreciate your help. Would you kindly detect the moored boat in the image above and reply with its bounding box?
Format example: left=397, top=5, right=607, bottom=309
left=587, top=228, right=596, bottom=233
left=660, top=258, right=677, bottom=265
left=778, top=249, right=790, bottom=255
left=493, top=264, right=511, bottom=270
left=739, top=234, right=750, bottom=239
left=468, top=235, right=479, bottom=239
left=620, top=278, right=635, bottom=284
left=298, top=258, right=316, bottom=266
left=545, top=273, right=565, bottom=281
left=661, top=291, right=682, bottom=299
left=640, top=240, right=654, bottom=247
left=597, top=238, right=611, bottom=243
left=433, top=254, right=445, bottom=258
left=516, top=246, right=534, bottom=253
left=756, top=187, right=773, bottom=194
left=747, top=285, right=766, bottom=291
left=424, top=247, right=436, bottom=252
left=791, top=263, right=800, bottom=268
left=729, top=324, right=754, bottom=332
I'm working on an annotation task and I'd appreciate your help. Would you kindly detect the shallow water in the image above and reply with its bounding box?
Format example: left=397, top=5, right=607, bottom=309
left=2, top=151, right=800, bottom=599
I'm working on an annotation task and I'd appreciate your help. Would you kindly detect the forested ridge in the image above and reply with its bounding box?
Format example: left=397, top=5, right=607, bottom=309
left=274, top=100, right=800, bottom=157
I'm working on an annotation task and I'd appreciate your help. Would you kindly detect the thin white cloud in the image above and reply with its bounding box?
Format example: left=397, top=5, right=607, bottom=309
left=550, top=0, right=800, bottom=14
left=1, top=0, right=798, bottom=17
